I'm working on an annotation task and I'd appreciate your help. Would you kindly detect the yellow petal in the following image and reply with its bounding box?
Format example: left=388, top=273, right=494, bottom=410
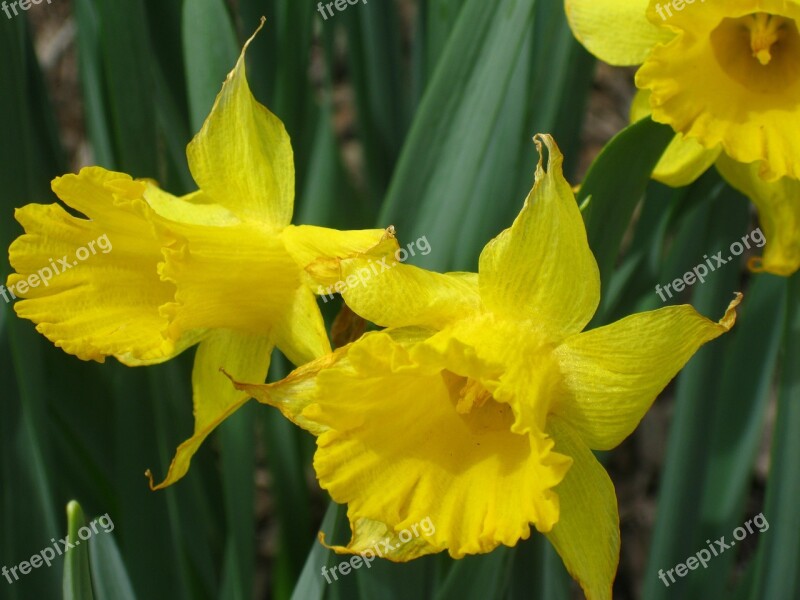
left=564, top=0, right=672, bottom=66
left=636, top=2, right=800, bottom=181
left=654, top=135, right=722, bottom=187
left=285, top=223, right=481, bottom=330
left=478, top=135, right=600, bottom=341
left=272, top=285, right=331, bottom=366
left=545, top=417, right=619, bottom=600
left=629, top=86, right=653, bottom=123
left=7, top=167, right=199, bottom=364
left=552, top=294, right=741, bottom=450
left=143, top=184, right=240, bottom=227
left=320, top=516, right=441, bottom=562
left=234, top=330, right=571, bottom=558
left=147, top=329, right=272, bottom=489
left=340, top=263, right=481, bottom=330
left=186, top=19, right=294, bottom=227
left=280, top=224, right=398, bottom=288
left=716, top=155, right=800, bottom=276
left=630, top=90, right=721, bottom=187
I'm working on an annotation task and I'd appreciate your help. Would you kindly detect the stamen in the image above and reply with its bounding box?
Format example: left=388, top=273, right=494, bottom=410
left=455, top=379, right=492, bottom=414
left=748, top=13, right=785, bottom=65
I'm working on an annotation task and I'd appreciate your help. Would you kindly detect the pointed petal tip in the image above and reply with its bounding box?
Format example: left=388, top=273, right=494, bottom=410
left=243, top=16, right=267, bottom=52
left=226, top=17, right=266, bottom=82
left=221, top=367, right=248, bottom=393
left=720, top=292, right=743, bottom=330
left=318, top=530, right=334, bottom=550
left=144, top=469, right=162, bottom=492
left=531, top=134, right=566, bottom=182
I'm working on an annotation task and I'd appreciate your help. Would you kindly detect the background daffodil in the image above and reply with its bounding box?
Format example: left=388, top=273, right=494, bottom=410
left=565, top=0, right=800, bottom=182
left=230, top=136, right=741, bottom=600
left=6, top=22, right=389, bottom=489
left=566, top=0, right=800, bottom=276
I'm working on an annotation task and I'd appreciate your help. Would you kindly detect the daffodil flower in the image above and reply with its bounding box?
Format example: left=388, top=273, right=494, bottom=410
left=6, top=21, right=389, bottom=489
left=566, top=0, right=800, bottom=275
left=230, top=135, right=741, bottom=600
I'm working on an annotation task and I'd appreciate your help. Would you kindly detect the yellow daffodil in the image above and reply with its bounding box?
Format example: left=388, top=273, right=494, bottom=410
left=566, top=0, right=800, bottom=276
left=6, top=20, right=389, bottom=489
left=566, top=0, right=800, bottom=182
left=230, top=135, right=741, bottom=600
left=629, top=89, right=800, bottom=276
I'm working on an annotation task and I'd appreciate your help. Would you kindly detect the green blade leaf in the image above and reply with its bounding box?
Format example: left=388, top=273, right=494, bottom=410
left=344, top=0, right=408, bottom=201
left=94, top=0, right=159, bottom=176
left=181, top=0, right=239, bottom=133
left=579, top=117, right=675, bottom=322
left=686, top=273, right=785, bottom=599
left=88, top=524, right=137, bottom=600
left=63, top=501, right=95, bottom=600
left=433, top=548, right=511, bottom=600
left=290, top=502, right=346, bottom=600
left=642, top=185, right=751, bottom=599
left=747, top=271, right=800, bottom=600
left=378, top=0, right=538, bottom=269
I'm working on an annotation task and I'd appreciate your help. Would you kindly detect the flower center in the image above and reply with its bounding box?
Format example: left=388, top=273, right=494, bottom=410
left=748, top=13, right=786, bottom=65
left=711, top=12, right=800, bottom=93
left=454, top=378, right=492, bottom=414
left=444, top=373, right=514, bottom=434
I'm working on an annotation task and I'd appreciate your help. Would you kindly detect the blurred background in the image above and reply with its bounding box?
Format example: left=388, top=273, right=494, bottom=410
left=1, top=1, right=794, bottom=599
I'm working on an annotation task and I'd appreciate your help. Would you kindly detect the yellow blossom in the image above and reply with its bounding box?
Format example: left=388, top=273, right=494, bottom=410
left=231, top=135, right=741, bottom=600
left=6, top=20, right=389, bottom=489
left=566, top=0, right=800, bottom=275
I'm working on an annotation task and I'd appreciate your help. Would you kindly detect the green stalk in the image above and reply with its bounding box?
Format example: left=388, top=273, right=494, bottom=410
left=747, top=271, right=800, bottom=599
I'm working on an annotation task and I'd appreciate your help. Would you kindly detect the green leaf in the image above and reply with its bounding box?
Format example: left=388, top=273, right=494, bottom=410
left=73, top=0, right=115, bottom=167
left=344, top=0, right=408, bottom=201
left=290, top=502, right=346, bottom=600
left=0, top=15, right=63, bottom=600
left=686, top=273, right=785, bottom=599
left=88, top=525, right=137, bottom=600
left=218, top=405, right=256, bottom=600
left=747, top=271, right=800, bottom=600
left=94, top=0, right=159, bottom=176
left=578, top=117, right=675, bottom=322
left=642, top=186, right=751, bottom=599
left=378, top=0, right=538, bottom=270
left=531, top=538, right=573, bottom=600
left=433, top=548, right=511, bottom=600
left=181, top=0, right=239, bottom=133
left=63, top=501, right=95, bottom=600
